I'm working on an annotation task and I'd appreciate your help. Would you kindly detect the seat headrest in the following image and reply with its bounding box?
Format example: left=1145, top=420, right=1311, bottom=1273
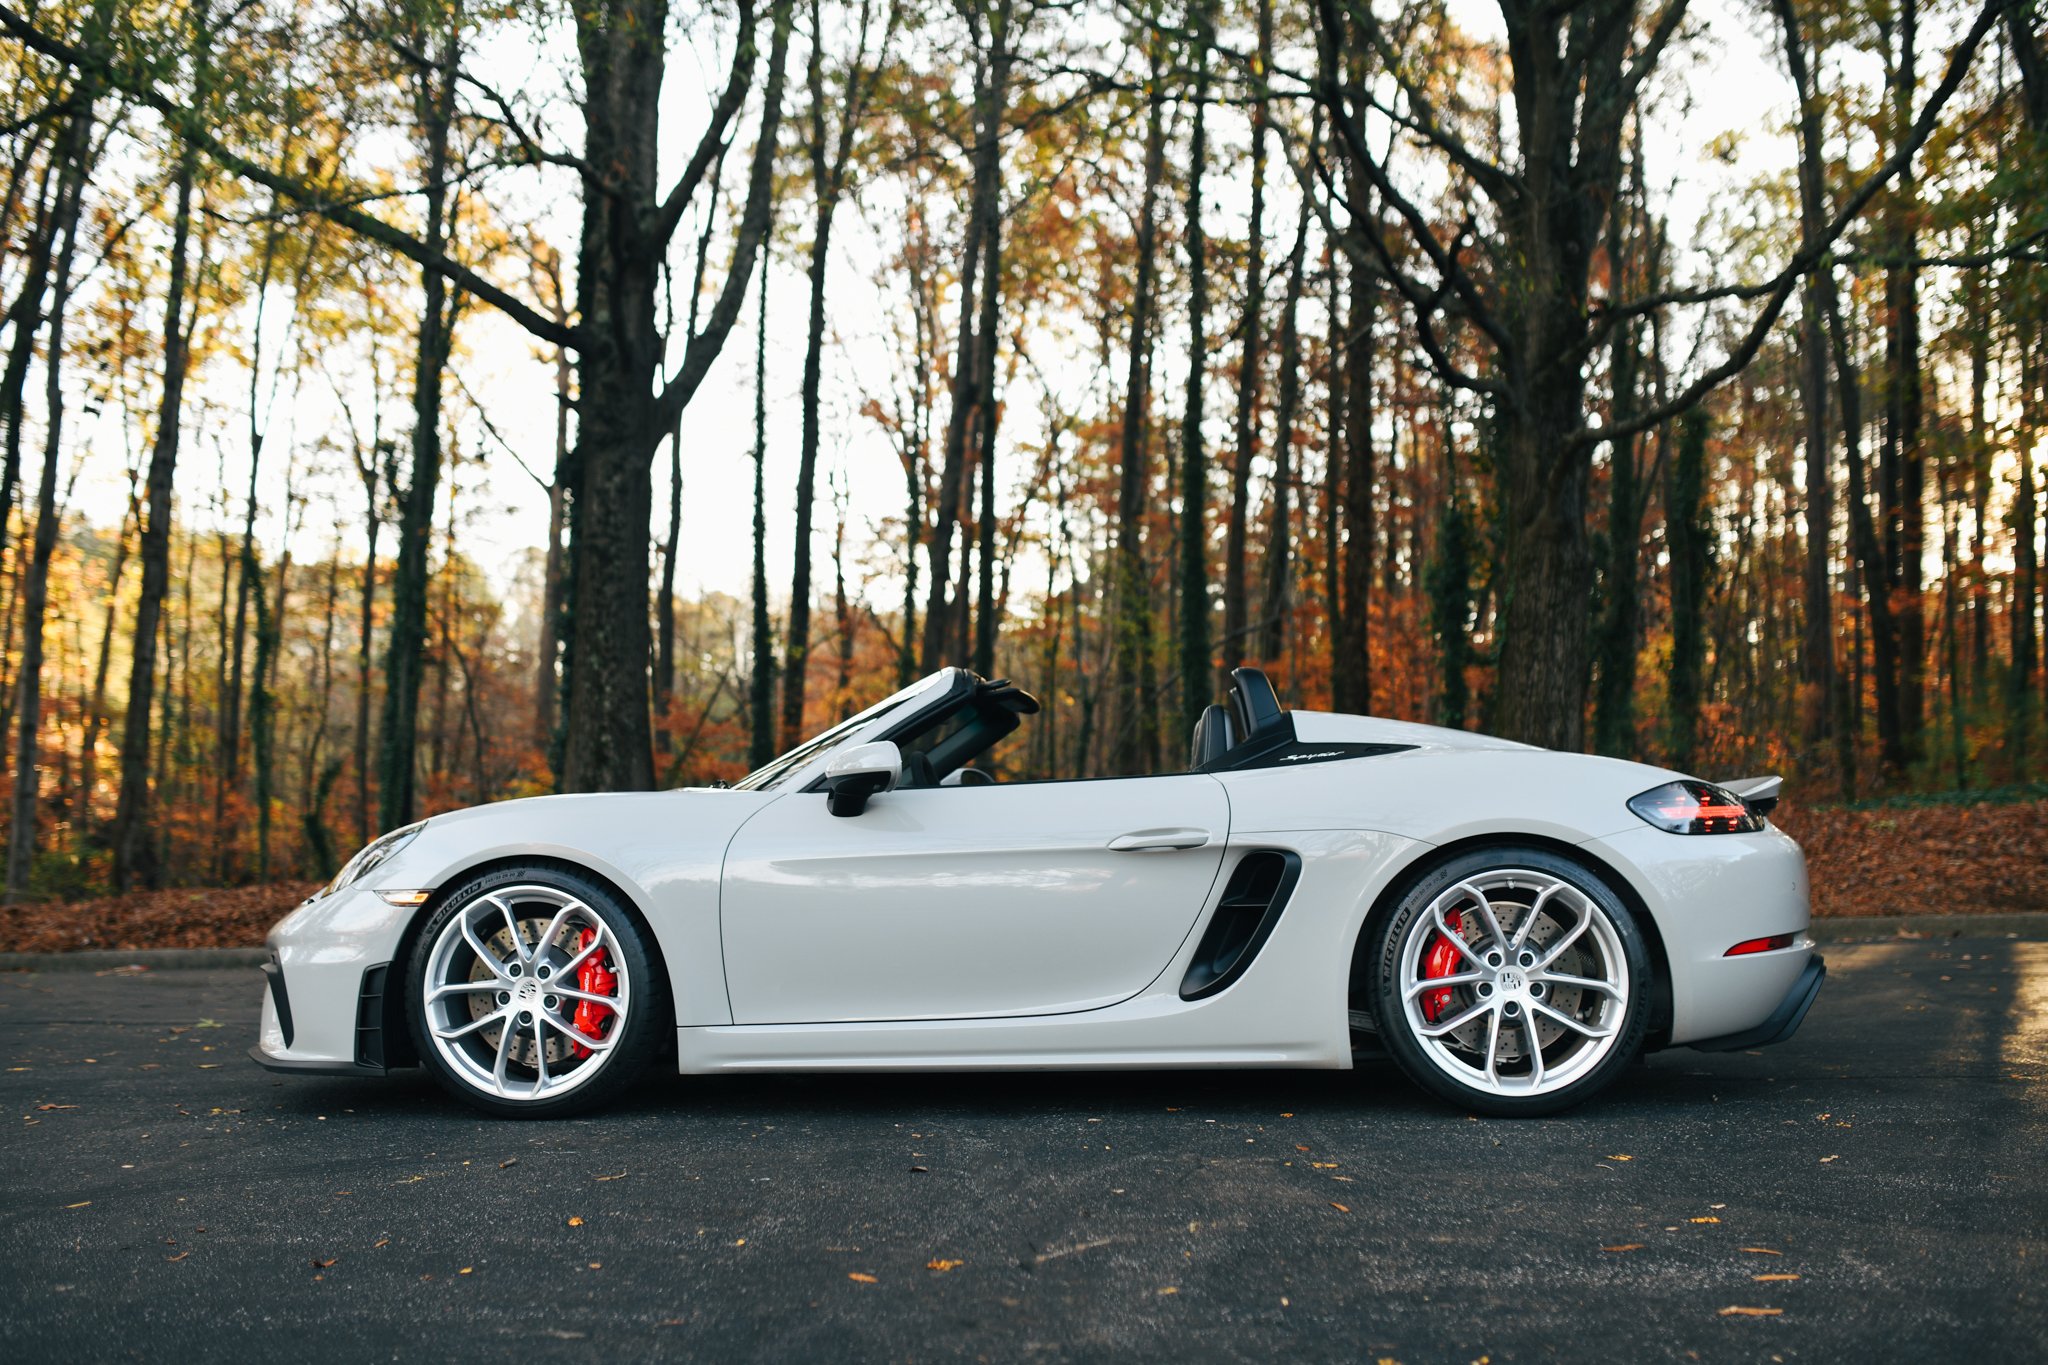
left=1189, top=704, right=1238, bottom=770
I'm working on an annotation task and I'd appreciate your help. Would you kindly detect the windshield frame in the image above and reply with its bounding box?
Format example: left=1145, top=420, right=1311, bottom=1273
left=729, top=671, right=956, bottom=792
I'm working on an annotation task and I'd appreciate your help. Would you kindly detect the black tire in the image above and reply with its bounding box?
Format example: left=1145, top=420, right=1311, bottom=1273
left=407, top=864, right=669, bottom=1119
left=1365, top=846, right=1652, bottom=1117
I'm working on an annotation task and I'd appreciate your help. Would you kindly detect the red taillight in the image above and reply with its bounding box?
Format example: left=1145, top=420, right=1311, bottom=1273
left=1628, top=781, right=1767, bottom=834
left=1725, top=933, right=1796, bottom=957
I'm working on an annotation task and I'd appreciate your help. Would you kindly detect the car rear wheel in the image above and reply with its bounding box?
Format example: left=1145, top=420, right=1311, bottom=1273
left=408, top=866, right=665, bottom=1118
left=1368, top=848, right=1651, bottom=1117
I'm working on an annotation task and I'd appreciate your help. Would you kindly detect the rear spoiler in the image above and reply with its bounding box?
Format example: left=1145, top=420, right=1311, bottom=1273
left=1722, top=774, right=1782, bottom=816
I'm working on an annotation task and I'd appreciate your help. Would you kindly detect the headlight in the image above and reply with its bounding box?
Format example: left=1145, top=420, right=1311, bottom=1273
left=326, top=822, right=426, bottom=895
left=1627, top=781, right=1765, bottom=835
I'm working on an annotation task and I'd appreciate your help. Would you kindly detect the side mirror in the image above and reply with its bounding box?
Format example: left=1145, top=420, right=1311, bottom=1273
left=824, top=740, right=902, bottom=817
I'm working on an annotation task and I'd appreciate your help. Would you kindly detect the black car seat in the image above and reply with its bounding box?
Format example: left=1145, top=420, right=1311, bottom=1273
left=1188, top=704, right=1238, bottom=770
left=1227, top=666, right=1285, bottom=741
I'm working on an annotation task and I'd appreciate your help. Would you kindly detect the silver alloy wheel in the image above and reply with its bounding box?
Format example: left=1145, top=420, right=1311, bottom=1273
left=420, top=884, right=630, bottom=1103
left=1395, top=868, right=1630, bottom=1098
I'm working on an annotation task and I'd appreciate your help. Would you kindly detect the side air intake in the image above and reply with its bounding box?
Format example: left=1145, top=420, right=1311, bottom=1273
left=1179, top=850, right=1303, bottom=1000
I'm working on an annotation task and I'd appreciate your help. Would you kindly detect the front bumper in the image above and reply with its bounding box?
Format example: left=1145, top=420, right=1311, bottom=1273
left=1688, top=955, right=1826, bottom=1052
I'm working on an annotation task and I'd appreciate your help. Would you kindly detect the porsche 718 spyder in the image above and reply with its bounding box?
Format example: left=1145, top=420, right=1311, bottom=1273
left=252, top=667, right=1824, bottom=1117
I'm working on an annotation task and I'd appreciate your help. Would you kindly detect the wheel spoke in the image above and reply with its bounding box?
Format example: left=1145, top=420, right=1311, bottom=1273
left=459, top=916, right=505, bottom=974
left=1481, top=1006, right=1503, bottom=1085
left=428, top=979, right=501, bottom=1003
left=1418, top=998, right=1492, bottom=1038
left=1429, top=903, right=1488, bottom=969
left=551, top=984, right=624, bottom=1010
left=1523, top=1016, right=1546, bottom=1089
left=1530, top=999, right=1615, bottom=1039
left=535, top=899, right=583, bottom=956
left=1404, top=972, right=1484, bottom=1002
left=1453, top=881, right=1510, bottom=951
left=431, top=1008, right=506, bottom=1042
left=542, top=1009, right=616, bottom=1052
left=532, top=1017, right=549, bottom=1090
left=559, top=931, right=605, bottom=976
left=1537, top=911, right=1593, bottom=968
left=491, top=1015, right=516, bottom=1092
left=1509, top=884, right=1564, bottom=953
left=485, top=895, right=525, bottom=960
left=1539, top=971, right=1621, bottom=997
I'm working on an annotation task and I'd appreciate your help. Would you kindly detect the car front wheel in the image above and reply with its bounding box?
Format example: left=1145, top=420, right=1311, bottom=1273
left=408, top=866, right=665, bottom=1118
left=1368, top=848, right=1651, bottom=1117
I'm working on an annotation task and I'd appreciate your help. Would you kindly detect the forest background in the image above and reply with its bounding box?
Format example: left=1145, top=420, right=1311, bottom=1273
left=1, top=0, right=2044, bottom=934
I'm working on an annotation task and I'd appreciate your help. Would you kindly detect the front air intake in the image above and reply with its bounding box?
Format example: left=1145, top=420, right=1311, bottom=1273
left=1179, top=850, right=1303, bottom=1000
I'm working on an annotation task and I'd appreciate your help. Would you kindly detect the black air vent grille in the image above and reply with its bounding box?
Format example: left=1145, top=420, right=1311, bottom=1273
left=1179, top=850, right=1303, bottom=1000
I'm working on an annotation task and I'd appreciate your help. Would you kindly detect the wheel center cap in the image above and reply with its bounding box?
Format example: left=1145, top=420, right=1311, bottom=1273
left=1497, top=968, right=1524, bottom=992
left=515, top=977, right=540, bottom=1002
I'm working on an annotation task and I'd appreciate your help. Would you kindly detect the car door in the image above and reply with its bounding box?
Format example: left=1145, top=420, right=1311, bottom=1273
left=718, top=775, right=1231, bottom=1024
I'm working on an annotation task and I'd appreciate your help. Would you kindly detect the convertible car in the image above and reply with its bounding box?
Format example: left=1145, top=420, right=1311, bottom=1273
left=253, top=667, right=1823, bottom=1118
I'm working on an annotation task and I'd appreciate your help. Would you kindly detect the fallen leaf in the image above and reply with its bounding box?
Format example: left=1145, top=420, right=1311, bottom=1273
left=38, top=1104, right=78, bottom=1111
left=1295, top=1145, right=1311, bottom=1152
left=1311, top=1162, right=1339, bottom=1170
left=588, top=1262, right=602, bottom=1270
left=1158, top=1287, right=1179, bottom=1295
left=498, top=1158, right=518, bottom=1169
left=594, top=1171, right=626, bottom=1182
left=1753, top=1273, right=1801, bottom=1282
left=909, top=1165, right=929, bottom=1173
left=1689, top=1216, right=1721, bottom=1224
left=1740, top=1247, right=1783, bottom=1256
left=1607, top=1154, right=1633, bottom=1161
left=65, top=1201, right=90, bottom=1209
left=459, top=1267, right=473, bottom=1275
left=374, top=1239, right=390, bottom=1249
left=1819, top=1155, right=1839, bottom=1164
left=1601, top=1244, right=1645, bottom=1253
left=166, top=1252, right=188, bottom=1262
left=1329, top=1202, right=1350, bottom=1213
left=926, top=1259, right=963, bottom=1272
left=1717, top=1306, right=1783, bottom=1317
left=311, top=1258, right=337, bottom=1269
left=848, top=1272, right=877, bottom=1284
left=567, top=1216, right=584, bottom=1227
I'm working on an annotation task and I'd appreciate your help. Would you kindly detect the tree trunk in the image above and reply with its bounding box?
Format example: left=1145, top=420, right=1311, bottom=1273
left=655, top=421, right=681, bottom=760
left=112, top=39, right=202, bottom=889
left=1257, top=186, right=1311, bottom=663
left=5, top=98, right=90, bottom=900
left=921, top=0, right=1011, bottom=672
left=1110, top=29, right=1166, bottom=776
left=1884, top=0, right=1925, bottom=755
left=1221, top=0, right=1271, bottom=681
left=748, top=251, right=776, bottom=770
left=377, top=18, right=461, bottom=830
left=1663, top=411, right=1711, bottom=770
left=1331, top=227, right=1374, bottom=716
left=559, top=0, right=790, bottom=794
left=1176, top=0, right=1214, bottom=736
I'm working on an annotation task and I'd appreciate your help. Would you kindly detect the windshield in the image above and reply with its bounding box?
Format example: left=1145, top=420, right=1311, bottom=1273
left=730, top=673, right=951, bottom=791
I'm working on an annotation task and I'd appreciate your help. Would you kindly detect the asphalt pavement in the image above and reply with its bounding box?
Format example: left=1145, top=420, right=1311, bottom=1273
left=2, top=930, right=2044, bottom=1362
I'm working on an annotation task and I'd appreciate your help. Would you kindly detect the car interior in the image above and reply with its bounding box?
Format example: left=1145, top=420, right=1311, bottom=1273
left=874, top=667, right=1291, bottom=789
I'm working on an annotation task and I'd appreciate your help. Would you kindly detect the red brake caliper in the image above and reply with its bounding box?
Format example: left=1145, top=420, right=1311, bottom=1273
left=570, top=927, right=617, bottom=1059
left=1420, top=910, right=1467, bottom=1023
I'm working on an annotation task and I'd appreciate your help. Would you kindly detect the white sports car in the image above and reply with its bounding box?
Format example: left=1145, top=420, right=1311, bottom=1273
left=252, top=667, right=1824, bottom=1118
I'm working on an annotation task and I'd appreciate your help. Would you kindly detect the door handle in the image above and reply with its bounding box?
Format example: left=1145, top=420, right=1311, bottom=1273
left=1108, top=828, right=1213, bottom=853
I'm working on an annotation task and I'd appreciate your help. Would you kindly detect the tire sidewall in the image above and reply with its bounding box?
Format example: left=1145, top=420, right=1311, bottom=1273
left=407, top=864, right=667, bottom=1119
left=1368, top=846, right=1652, bottom=1117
